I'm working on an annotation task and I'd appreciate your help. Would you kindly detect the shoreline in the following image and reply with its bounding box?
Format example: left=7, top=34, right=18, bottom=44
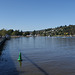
left=10, top=35, right=75, bottom=38
left=0, top=37, right=6, bottom=48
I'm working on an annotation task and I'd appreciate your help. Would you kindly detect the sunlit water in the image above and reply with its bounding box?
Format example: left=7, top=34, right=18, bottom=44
left=0, top=37, right=75, bottom=75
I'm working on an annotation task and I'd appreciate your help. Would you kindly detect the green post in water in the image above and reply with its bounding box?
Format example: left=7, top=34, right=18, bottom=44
left=18, top=52, right=22, bottom=61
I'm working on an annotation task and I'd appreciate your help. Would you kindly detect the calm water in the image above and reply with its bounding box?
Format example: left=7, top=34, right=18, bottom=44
left=0, top=37, right=75, bottom=75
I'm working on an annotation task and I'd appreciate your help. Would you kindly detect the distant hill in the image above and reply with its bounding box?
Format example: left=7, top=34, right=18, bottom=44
left=34, top=25, right=75, bottom=36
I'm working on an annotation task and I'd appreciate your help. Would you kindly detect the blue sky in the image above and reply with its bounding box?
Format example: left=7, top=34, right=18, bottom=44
left=0, top=0, right=75, bottom=31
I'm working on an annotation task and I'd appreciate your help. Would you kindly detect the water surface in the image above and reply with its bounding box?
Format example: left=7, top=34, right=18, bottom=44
left=0, top=37, right=75, bottom=75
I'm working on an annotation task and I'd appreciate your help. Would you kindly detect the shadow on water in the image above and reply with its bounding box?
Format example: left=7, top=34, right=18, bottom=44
left=16, top=37, right=49, bottom=75
left=0, top=43, right=5, bottom=56
left=22, top=53, right=49, bottom=75
left=0, top=40, right=19, bottom=75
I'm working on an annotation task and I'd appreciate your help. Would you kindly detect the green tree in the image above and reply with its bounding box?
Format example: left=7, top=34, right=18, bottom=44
left=7, top=29, right=13, bottom=35
left=23, top=31, right=30, bottom=36
left=11, top=32, right=16, bottom=35
left=44, top=29, right=46, bottom=36
left=11, top=30, right=19, bottom=36
left=19, top=30, right=23, bottom=35
left=0, top=29, right=7, bottom=36
left=32, top=30, right=36, bottom=35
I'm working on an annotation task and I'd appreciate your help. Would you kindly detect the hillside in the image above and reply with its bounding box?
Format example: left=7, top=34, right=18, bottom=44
left=34, top=25, right=75, bottom=36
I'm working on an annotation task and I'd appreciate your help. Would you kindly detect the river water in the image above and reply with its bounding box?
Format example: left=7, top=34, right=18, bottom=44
left=0, top=37, right=75, bottom=75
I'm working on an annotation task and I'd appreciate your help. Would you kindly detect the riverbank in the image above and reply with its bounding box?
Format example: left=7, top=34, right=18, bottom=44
left=0, top=37, right=7, bottom=48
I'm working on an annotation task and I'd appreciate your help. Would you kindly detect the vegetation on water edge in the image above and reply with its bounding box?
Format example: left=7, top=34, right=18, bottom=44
left=0, top=25, right=75, bottom=37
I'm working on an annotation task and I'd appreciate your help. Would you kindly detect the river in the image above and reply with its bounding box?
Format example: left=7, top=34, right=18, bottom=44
left=0, top=37, right=75, bottom=75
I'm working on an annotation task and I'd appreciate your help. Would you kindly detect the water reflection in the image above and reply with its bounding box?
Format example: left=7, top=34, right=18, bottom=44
left=0, top=37, right=75, bottom=75
left=18, top=61, right=22, bottom=67
left=0, top=41, right=19, bottom=75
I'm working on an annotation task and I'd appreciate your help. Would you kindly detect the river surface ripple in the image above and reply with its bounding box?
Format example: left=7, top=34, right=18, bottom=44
left=0, top=37, right=75, bottom=75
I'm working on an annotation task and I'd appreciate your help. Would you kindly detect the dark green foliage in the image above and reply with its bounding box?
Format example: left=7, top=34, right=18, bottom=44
left=7, top=29, right=13, bottom=35
left=36, top=25, right=75, bottom=36
left=23, top=31, right=30, bottom=36
left=20, top=30, right=23, bottom=35
left=0, top=25, right=75, bottom=36
left=0, top=29, right=7, bottom=36
left=0, top=29, right=23, bottom=36
left=32, top=30, right=36, bottom=35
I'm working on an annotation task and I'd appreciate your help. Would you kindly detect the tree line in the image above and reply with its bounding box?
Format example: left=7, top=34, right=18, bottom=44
left=0, top=25, right=75, bottom=37
left=0, top=29, right=31, bottom=36
left=32, top=25, right=75, bottom=36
